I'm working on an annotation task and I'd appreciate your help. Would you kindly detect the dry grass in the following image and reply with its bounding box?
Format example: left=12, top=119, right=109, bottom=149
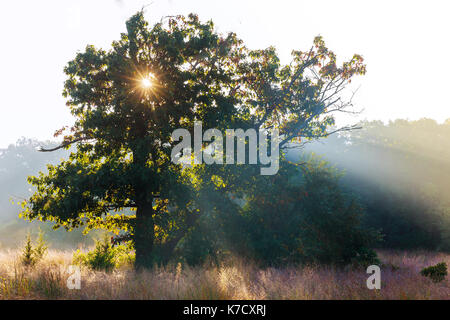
left=0, top=249, right=448, bottom=300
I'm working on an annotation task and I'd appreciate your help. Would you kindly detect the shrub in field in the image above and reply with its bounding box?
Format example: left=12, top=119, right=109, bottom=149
left=73, top=234, right=134, bottom=272
left=420, top=262, right=448, bottom=283
left=21, top=230, right=48, bottom=267
left=34, top=230, right=48, bottom=261
left=21, top=234, right=36, bottom=267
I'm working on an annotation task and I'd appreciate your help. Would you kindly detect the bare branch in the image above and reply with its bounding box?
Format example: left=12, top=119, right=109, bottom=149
left=38, top=137, right=93, bottom=152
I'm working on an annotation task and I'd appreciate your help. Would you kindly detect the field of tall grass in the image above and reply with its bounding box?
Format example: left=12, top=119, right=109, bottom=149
left=0, top=249, right=448, bottom=300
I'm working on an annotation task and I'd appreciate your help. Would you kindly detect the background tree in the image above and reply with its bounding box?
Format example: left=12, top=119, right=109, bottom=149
left=289, top=119, right=450, bottom=251
left=176, top=157, right=381, bottom=267
left=22, top=11, right=366, bottom=269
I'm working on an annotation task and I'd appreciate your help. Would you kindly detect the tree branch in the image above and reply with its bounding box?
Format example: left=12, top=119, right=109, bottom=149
left=38, top=137, right=93, bottom=152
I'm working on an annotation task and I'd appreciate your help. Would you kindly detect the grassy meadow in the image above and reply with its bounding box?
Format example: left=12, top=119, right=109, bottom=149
left=0, top=249, right=448, bottom=300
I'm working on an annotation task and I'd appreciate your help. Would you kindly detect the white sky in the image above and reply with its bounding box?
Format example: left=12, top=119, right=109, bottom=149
left=0, top=0, right=449, bottom=148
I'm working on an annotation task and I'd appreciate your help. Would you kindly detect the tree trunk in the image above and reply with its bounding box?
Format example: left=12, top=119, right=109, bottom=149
left=134, top=196, right=155, bottom=270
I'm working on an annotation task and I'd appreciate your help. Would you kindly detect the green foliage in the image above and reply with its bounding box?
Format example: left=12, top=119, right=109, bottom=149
left=22, top=11, right=366, bottom=269
left=235, top=157, right=381, bottom=266
left=34, top=229, right=48, bottom=261
left=176, top=214, right=223, bottom=266
left=420, top=262, right=448, bottom=283
left=73, top=234, right=134, bottom=272
left=349, top=247, right=380, bottom=268
left=21, top=234, right=36, bottom=267
left=21, top=230, right=48, bottom=267
left=175, top=157, right=381, bottom=267
left=291, top=119, right=450, bottom=252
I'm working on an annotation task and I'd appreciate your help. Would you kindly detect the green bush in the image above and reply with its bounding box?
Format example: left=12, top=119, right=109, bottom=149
left=34, top=229, right=48, bottom=261
left=179, top=157, right=382, bottom=267
left=73, top=234, right=134, bottom=272
left=229, top=158, right=382, bottom=267
left=21, top=230, right=48, bottom=267
left=21, top=234, right=36, bottom=267
left=177, top=218, right=222, bottom=266
left=420, top=262, right=448, bottom=283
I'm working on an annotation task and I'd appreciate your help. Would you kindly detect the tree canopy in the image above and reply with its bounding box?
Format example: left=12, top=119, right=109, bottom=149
left=22, top=11, right=366, bottom=269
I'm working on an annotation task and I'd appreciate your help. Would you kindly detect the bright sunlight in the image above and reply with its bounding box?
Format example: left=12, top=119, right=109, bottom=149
left=141, top=74, right=154, bottom=89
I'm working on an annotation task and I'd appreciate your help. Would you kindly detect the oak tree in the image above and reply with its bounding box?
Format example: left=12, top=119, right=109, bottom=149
left=22, top=11, right=365, bottom=269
